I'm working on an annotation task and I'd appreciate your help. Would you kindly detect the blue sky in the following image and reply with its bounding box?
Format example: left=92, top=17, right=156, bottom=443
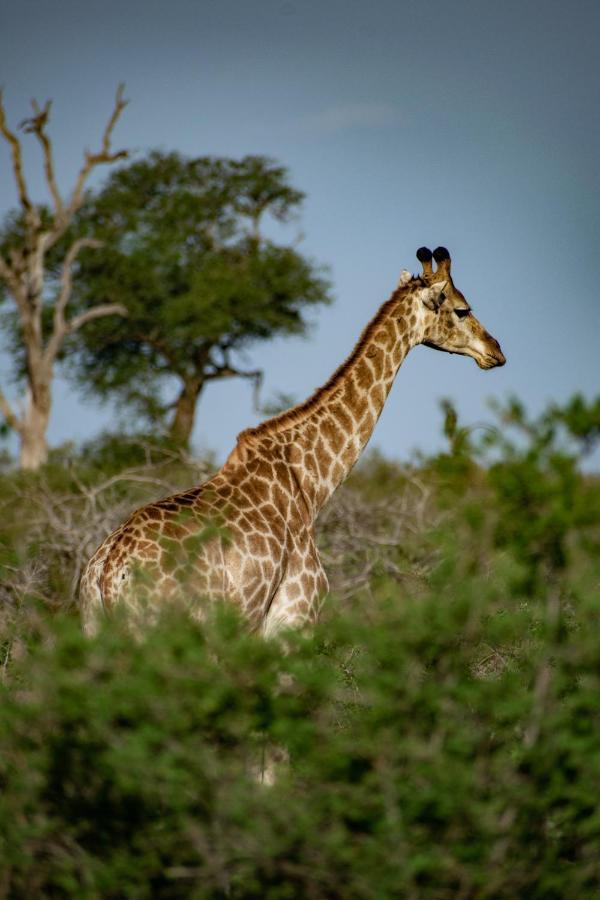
left=1, top=0, right=598, bottom=463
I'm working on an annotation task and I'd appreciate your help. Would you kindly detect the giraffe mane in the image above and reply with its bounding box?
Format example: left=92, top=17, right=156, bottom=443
left=234, top=276, right=425, bottom=450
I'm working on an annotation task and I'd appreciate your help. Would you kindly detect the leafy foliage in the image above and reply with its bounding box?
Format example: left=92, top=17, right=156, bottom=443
left=429, top=393, right=600, bottom=595
left=0, top=396, right=598, bottom=898
left=0, top=577, right=597, bottom=897
left=64, top=152, right=332, bottom=441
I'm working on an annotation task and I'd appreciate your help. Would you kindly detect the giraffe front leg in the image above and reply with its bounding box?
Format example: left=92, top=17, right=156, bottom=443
left=262, top=558, right=328, bottom=638
left=256, top=559, right=328, bottom=785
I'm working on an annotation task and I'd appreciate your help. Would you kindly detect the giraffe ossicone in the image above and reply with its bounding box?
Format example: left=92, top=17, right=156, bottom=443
left=79, top=247, right=506, bottom=636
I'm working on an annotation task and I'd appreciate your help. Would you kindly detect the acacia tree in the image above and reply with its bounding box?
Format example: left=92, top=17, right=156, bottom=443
left=66, top=152, right=331, bottom=445
left=0, top=87, right=129, bottom=469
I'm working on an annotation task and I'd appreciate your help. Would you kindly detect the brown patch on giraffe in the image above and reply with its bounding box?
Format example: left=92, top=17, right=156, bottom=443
left=156, top=501, right=180, bottom=513
left=252, top=457, right=273, bottom=481
left=358, top=412, right=375, bottom=443
left=261, top=559, right=275, bottom=580
left=369, top=351, right=385, bottom=380
left=354, top=358, right=374, bottom=390
left=304, top=449, right=318, bottom=472
left=138, top=540, right=155, bottom=553
left=259, top=502, right=286, bottom=528
left=271, top=483, right=291, bottom=513
left=320, top=416, right=344, bottom=453
left=371, top=383, right=385, bottom=408
left=176, top=494, right=196, bottom=507
left=301, top=572, right=315, bottom=595
left=332, top=461, right=345, bottom=484
left=240, top=480, right=267, bottom=506
left=343, top=377, right=361, bottom=410
left=341, top=443, right=358, bottom=470
left=273, top=460, right=293, bottom=493
left=239, top=511, right=258, bottom=532
left=332, top=404, right=353, bottom=435
left=316, top=445, right=333, bottom=481
left=161, top=521, right=190, bottom=541
left=286, top=582, right=301, bottom=600
left=266, top=534, right=282, bottom=558
left=247, top=532, right=268, bottom=556
left=224, top=521, right=244, bottom=542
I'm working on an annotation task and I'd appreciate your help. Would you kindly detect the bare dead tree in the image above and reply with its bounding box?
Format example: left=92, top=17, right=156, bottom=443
left=0, top=86, right=129, bottom=470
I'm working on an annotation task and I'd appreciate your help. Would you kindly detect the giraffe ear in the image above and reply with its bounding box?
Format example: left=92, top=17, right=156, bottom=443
left=419, top=280, right=448, bottom=310
left=416, top=246, right=433, bottom=277
left=432, top=246, right=451, bottom=277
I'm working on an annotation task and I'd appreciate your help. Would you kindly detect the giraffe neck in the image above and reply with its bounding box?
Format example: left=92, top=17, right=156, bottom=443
left=234, top=282, right=425, bottom=518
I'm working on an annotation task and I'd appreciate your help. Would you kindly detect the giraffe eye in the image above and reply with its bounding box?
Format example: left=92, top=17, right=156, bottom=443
left=454, top=308, right=470, bottom=319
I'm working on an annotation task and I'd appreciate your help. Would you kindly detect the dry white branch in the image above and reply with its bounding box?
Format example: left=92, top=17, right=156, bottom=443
left=41, top=237, right=103, bottom=365
left=66, top=302, right=128, bottom=334
left=64, top=84, right=128, bottom=222
left=21, top=98, right=64, bottom=220
left=0, top=89, right=35, bottom=217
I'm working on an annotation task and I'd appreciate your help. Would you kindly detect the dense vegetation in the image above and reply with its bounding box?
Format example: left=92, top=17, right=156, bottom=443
left=65, top=152, right=331, bottom=443
left=0, top=146, right=331, bottom=462
left=0, top=395, right=598, bottom=898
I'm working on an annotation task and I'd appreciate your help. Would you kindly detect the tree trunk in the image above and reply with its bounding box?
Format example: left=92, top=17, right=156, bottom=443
left=19, top=388, right=51, bottom=470
left=169, top=378, right=202, bottom=446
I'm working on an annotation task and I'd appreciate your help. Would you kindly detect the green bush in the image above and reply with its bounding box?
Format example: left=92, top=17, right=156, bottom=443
left=0, top=395, right=598, bottom=897
left=0, top=577, right=598, bottom=898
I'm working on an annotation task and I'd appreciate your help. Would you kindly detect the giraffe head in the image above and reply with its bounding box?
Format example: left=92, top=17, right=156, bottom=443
left=414, top=246, right=506, bottom=369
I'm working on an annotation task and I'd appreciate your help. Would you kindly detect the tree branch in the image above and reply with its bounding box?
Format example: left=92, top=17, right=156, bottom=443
left=20, top=99, right=64, bottom=219
left=0, top=90, right=35, bottom=217
left=205, top=362, right=263, bottom=409
left=67, top=303, right=128, bottom=334
left=0, top=253, right=26, bottom=310
left=43, top=237, right=103, bottom=365
left=56, top=237, right=102, bottom=323
left=0, top=386, right=22, bottom=434
left=65, top=84, right=129, bottom=220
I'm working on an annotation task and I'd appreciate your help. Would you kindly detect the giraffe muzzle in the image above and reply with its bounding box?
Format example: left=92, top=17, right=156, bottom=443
left=486, top=336, right=506, bottom=368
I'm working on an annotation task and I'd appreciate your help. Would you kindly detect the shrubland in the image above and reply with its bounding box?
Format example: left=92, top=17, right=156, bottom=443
left=0, top=394, right=598, bottom=898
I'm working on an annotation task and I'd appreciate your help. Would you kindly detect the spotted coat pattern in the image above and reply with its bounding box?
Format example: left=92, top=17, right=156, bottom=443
left=79, top=248, right=505, bottom=635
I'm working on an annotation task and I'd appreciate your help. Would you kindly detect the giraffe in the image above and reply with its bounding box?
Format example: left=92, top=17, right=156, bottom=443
left=79, top=246, right=505, bottom=636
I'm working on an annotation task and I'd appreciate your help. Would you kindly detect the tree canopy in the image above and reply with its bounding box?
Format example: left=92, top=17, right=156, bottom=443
left=67, top=151, right=332, bottom=444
